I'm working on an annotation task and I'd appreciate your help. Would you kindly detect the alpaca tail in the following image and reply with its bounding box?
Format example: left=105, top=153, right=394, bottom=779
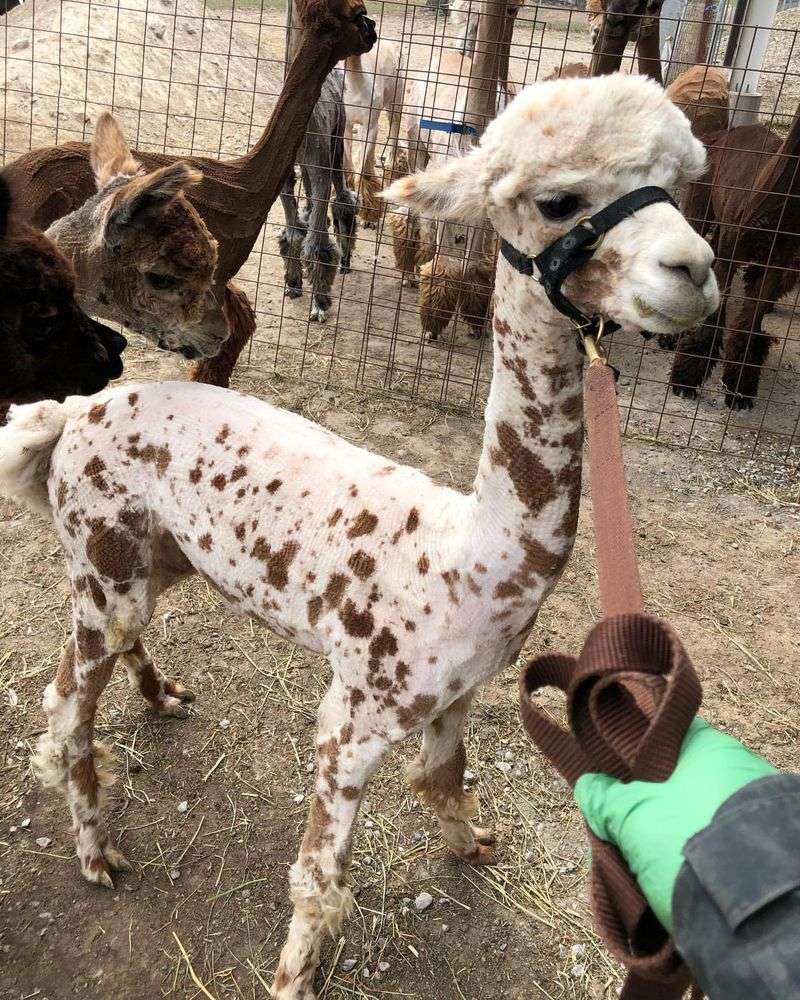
left=0, top=397, right=86, bottom=516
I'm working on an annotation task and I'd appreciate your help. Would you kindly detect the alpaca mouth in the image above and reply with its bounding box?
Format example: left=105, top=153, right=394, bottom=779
left=633, top=295, right=703, bottom=331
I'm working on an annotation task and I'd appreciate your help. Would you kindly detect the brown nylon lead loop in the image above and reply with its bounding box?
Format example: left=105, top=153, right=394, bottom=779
left=584, top=362, right=643, bottom=617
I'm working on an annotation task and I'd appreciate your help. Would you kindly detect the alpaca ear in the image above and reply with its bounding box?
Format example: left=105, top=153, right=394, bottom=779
left=381, top=152, right=487, bottom=223
left=102, top=162, right=203, bottom=251
left=91, top=113, right=141, bottom=188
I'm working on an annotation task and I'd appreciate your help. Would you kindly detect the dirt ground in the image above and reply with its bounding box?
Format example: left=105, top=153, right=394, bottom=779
left=1, top=2, right=800, bottom=998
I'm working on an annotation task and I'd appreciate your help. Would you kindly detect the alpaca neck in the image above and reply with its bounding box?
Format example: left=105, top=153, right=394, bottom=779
left=234, top=23, right=337, bottom=190
left=467, top=254, right=583, bottom=636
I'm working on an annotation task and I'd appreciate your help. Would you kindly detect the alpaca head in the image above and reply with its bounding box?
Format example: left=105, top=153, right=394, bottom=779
left=384, top=74, right=719, bottom=339
left=45, top=114, right=225, bottom=360
left=0, top=175, right=126, bottom=412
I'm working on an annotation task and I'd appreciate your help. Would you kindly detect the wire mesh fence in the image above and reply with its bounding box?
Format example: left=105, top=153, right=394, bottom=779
left=1, top=0, right=798, bottom=463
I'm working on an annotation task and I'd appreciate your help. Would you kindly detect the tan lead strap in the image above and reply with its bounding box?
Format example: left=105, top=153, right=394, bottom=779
left=582, top=339, right=644, bottom=617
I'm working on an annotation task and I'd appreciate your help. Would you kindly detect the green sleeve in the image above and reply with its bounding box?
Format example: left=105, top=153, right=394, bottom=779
left=574, top=716, right=777, bottom=931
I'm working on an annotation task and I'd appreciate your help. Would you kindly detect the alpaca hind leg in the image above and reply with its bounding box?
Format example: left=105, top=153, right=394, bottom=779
left=34, top=634, right=129, bottom=887
left=271, top=678, right=390, bottom=998
left=279, top=172, right=306, bottom=300
left=721, top=265, right=782, bottom=410
left=408, top=693, right=495, bottom=863
left=459, top=263, right=494, bottom=340
left=420, top=258, right=459, bottom=342
left=303, top=167, right=339, bottom=323
left=121, top=638, right=195, bottom=718
left=331, top=188, right=358, bottom=274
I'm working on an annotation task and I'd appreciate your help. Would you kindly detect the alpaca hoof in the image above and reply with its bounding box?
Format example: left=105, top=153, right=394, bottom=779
left=472, top=825, right=497, bottom=846
left=81, top=842, right=130, bottom=888
left=465, top=841, right=497, bottom=865
left=671, top=384, right=698, bottom=400
left=657, top=332, right=678, bottom=350
left=285, top=285, right=303, bottom=300
left=339, top=262, right=351, bottom=275
left=725, top=390, right=754, bottom=411
left=310, top=305, right=330, bottom=323
left=401, top=277, right=419, bottom=289
left=165, top=682, right=195, bottom=703
left=363, top=220, right=376, bottom=230
left=425, top=332, right=440, bottom=343
left=156, top=695, right=192, bottom=718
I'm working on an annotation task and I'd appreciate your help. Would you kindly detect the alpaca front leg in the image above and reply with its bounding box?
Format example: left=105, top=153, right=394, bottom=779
left=271, top=682, right=389, bottom=999
left=408, top=694, right=495, bottom=863
left=34, top=635, right=129, bottom=888
left=121, top=638, right=194, bottom=718
left=420, top=259, right=459, bottom=342
left=721, top=265, right=782, bottom=410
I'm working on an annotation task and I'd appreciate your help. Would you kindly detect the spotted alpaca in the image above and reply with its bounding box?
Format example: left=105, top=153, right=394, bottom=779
left=0, top=75, right=718, bottom=1000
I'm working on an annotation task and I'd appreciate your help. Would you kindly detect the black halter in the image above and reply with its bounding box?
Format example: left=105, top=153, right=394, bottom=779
left=500, top=186, right=676, bottom=346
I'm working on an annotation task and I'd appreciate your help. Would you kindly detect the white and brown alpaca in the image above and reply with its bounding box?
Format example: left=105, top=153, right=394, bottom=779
left=342, top=38, right=407, bottom=227
left=391, top=0, right=521, bottom=341
left=0, top=74, right=717, bottom=1000
left=44, top=114, right=228, bottom=362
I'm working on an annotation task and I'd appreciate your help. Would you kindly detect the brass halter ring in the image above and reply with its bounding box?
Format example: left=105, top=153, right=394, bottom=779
left=578, top=316, right=608, bottom=366
left=576, top=215, right=605, bottom=252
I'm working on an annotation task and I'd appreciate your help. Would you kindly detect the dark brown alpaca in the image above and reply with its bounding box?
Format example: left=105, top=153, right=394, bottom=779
left=0, top=174, right=125, bottom=421
left=670, top=107, right=800, bottom=409
left=587, top=0, right=664, bottom=83
left=2, top=0, right=376, bottom=389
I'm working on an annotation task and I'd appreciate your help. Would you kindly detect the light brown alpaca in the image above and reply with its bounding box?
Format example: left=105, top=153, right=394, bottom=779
left=665, top=65, right=729, bottom=145
left=343, top=38, right=407, bottom=227
left=391, top=0, right=522, bottom=341
left=45, top=115, right=224, bottom=362
left=2, top=0, right=376, bottom=387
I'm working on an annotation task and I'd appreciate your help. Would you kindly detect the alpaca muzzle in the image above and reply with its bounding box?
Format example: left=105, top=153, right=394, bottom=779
left=500, top=186, right=677, bottom=349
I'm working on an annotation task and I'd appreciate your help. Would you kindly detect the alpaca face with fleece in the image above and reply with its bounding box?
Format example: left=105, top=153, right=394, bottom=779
left=0, top=74, right=719, bottom=1000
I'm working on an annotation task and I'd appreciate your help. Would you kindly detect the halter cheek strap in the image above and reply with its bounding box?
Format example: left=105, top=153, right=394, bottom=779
left=500, top=186, right=677, bottom=344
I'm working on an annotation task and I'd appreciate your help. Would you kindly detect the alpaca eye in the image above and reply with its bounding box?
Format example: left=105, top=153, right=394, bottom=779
left=146, top=272, right=178, bottom=291
left=537, top=194, right=582, bottom=221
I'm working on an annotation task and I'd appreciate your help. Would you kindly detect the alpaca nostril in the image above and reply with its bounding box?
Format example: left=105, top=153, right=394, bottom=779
left=660, top=260, right=708, bottom=288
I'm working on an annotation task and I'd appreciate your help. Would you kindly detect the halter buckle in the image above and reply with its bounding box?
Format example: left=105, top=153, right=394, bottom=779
left=578, top=316, right=608, bottom=366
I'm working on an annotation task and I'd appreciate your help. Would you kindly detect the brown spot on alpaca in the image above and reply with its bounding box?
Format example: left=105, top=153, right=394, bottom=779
left=211, top=473, right=227, bottom=491
left=76, top=622, right=105, bottom=661
left=86, top=524, right=140, bottom=581
left=231, top=465, right=247, bottom=482
left=55, top=639, right=77, bottom=698
left=494, top=580, right=523, bottom=599
left=127, top=442, right=172, bottom=477
left=118, top=505, right=147, bottom=538
left=466, top=574, right=482, bottom=596
left=86, top=575, right=107, bottom=611
left=341, top=785, right=360, bottom=800
left=410, top=743, right=467, bottom=809
left=396, top=661, right=410, bottom=684
left=251, top=539, right=300, bottom=590
left=137, top=661, right=162, bottom=703
left=339, top=599, right=374, bottom=638
left=347, top=510, right=378, bottom=539
left=128, top=392, right=139, bottom=407
left=368, top=627, right=398, bottom=672
left=397, top=694, right=438, bottom=730
left=449, top=678, right=463, bottom=692
left=328, top=508, right=343, bottom=526
left=441, top=570, right=461, bottom=606
left=56, top=480, right=68, bottom=509
left=561, top=393, right=582, bottom=419
left=199, top=534, right=213, bottom=552
left=406, top=508, right=420, bottom=532
left=324, top=573, right=349, bottom=608
left=404, top=620, right=416, bottom=632
left=234, top=523, right=246, bottom=541
left=266, top=479, right=282, bottom=494
left=351, top=688, right=365, bottom=707
left=307, top=596, right=323, bottom=626
left=215, top=424, right=231, bottom=444
left=303, top=797, right=334, bottom=853
left=348, top=551, right=375, bottom=579
left=491, top=422, right=556, bottom=515
left=502, top=352, right=537, bottom=403
left=70, top=755, right=100, bottom=808
left=417, top=554, right=430, bottom=575
left=474, top=562, right=487, bottom=574
left=542, top=363, right=574, bottom=395
left=88, top=402, right=107, bottom=424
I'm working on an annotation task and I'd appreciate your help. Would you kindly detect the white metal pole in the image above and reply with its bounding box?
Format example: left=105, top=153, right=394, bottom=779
left=729, top=0, right=779, bottom=103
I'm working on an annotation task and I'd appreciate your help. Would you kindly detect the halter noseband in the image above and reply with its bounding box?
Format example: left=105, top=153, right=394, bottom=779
left=500, top=186, right=676, bottom=349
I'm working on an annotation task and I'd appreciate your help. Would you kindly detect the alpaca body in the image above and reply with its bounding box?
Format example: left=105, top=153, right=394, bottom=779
left=1, top=74, right=718, bottom=1000
left=670, top=119, right=800, bottom=408
left=343, top=40, right=406, bottom=226
left=279, top=69, right=358, bottom=323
